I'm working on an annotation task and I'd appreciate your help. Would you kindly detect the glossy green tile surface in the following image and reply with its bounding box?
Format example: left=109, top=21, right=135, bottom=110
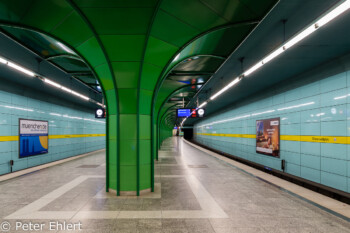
left=0, top=0, right=278, bottom=193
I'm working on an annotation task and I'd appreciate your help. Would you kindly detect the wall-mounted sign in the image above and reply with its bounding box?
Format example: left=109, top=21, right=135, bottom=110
left=176, top=108, right=205, bottom=118
left=95, top=108, right=106, bottom=118
left=197, top=108, right=205, bottom=117
left=19, top=119, right=48, bottom=158
left=256, top=117, right=280, bottom=157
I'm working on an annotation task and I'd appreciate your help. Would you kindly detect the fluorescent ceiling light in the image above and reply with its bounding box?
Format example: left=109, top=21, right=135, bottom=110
left=71, top=91, right=80, bottom=97
left=262, top=47, right=284, bottom=64
left=200, top=0, right=350, bottom=106
left=0, top=57, right=7, bottom=64
left=44, top=78, right=61, bottom=88
left=210, top=77, right=240, bottom=100
left=44, top=78, right=90, bottom=101
left=79, top=94, right=89, bottom=101
left=61, top=87, right=72, bottom=93
left=283, top=25, right=316, bottom=49
left=1, top=55, right=100, bottom=106
left=198, top=101, right=207, bottom=108
left=8, top=62, right=35, bottom=77
left=316, top=0, right=350, bottom=27
left=71, top=90, right=89, bottom=101
left=243, top=62, right=263, bottom=77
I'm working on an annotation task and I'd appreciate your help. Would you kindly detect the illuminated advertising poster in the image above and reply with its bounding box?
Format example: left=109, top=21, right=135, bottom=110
left=19, top=119, right=48, bottom=158
left=256, top=118, right=280, bottom=157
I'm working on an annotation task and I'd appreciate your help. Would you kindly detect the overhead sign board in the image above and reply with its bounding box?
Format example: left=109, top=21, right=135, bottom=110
left=19, top=119, right=48, bottom=158
left=176, top=108, right=205, bottom=118
left=95, top=108, right=106, bottom=118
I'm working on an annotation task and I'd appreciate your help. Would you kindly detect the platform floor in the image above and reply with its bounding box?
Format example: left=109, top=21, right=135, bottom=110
left=0, top=137, right=349, bottom=232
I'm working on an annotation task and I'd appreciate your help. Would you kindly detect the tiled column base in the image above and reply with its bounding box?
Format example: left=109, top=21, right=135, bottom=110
left=109, top=188, right=151, bottom=196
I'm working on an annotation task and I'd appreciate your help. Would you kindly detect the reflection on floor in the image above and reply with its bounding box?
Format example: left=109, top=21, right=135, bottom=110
left=0, top=137, right=349, bottom=232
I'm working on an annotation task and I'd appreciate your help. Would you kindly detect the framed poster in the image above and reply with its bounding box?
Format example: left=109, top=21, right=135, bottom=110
left=256, top=117, right=280, bottom=157
left=19, top=119, right=49, bottom=158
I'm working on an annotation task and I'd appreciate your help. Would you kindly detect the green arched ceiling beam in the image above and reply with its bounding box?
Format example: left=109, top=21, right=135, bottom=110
left=157, top=85, right=200, bottom=129
left=0, top=25, right=77, bottom=58
left=152, top=24, right=259, bottom=118
left=152, top=21, right=264, bottom=114
left=161, top=104, right=182, bottom=127
left=154, top=79, right=204, bottom=115
left=156, top=103, right=179, bottom=135
left=0, top=0, right=278, bottom=194
left=65, top=0, right=121, bottom=195
left=154, top=55, right=225, bottom=113
left=0, top=0, right=119, bottom=192
left=152, top=21, right=268, bottom=148
left=0, top=26, right=104, bottom=92
left=163, top=22, right=258, bottom=76
left=45, top=54, right=83, bottom=61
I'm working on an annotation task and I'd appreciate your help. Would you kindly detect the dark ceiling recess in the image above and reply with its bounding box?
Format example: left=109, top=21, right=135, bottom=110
left=0, top=27, right=103, bottom=109
left=154, top=0, right=279, bottom=130
left=0, top=26, right=102, bottom=94
left=183, top=0, right=350, bottom=126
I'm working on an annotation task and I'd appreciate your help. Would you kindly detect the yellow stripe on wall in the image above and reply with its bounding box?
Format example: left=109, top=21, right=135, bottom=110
left=49, top=134, right=106, bottom=139
left=0, top=134, right=106, bottom=142
left=196, top=133, right=255, bottom=138
left=281, top=135, right=348, bottom=144
left=0, top=136, right=19, bottom=141
left=196, top=133, right=349, bottom=144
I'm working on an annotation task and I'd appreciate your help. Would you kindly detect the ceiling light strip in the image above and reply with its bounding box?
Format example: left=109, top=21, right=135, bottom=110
left=198, top=101, right=207, bottom=108
left=0, top=55, right=104, bottom=106
left=198, top=0, right=350, bottom=111
left=7, top=62, right=35, bottom=77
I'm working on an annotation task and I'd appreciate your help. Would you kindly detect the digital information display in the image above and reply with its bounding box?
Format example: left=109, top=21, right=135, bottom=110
left=19, top=119, right=48, bottom=158
left=176, top=108, right=205, bottom=118
left=177, top=109, right=192, bottom=118
left=256, top=117, right=280, bottom=157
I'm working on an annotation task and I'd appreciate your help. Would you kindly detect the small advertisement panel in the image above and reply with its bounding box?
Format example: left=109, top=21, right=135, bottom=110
left=19, top=119, right=48, bottom=158
left=256, top=117, right=280, bottom=157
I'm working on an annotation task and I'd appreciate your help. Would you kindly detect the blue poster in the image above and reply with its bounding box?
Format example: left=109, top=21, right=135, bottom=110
left=19, top=119, right=48, bottom=158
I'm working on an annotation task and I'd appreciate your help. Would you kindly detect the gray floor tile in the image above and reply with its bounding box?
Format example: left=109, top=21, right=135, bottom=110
left=0, top=138, right=348, bottom=233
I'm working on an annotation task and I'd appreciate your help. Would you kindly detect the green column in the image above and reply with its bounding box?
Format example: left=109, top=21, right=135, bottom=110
left=106, top=73, right=154, bottom=195
left=106, top=61, right=161, bottom=195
